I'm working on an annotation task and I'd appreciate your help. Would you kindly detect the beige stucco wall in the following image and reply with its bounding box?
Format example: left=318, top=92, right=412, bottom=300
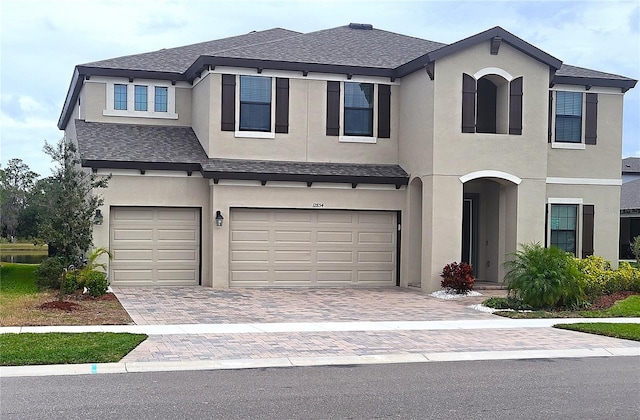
left=191, top=74, right=213, bottom=155
left=92, top=172, right=212, bottom=285
left=431, top=42, right=550, bottom=180
left=546, top=183, right=621, bottom=266
left=205, top=75, right=399, bottom=164
left=547, top=90, right=624, bottom=179
left=210, top=182, right=405, bottom=287
left=398, top=71, right=434, bottom=176
left=81, top=81, right=192, bottom=126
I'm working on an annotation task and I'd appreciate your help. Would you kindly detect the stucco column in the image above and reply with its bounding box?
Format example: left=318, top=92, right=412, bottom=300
left=421, top=175, right=463, bottom=292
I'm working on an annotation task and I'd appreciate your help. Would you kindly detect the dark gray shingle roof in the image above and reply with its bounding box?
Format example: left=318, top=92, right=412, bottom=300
left=621, top=178, right=640, bottom=210
left=556, top=64, right=635, bottom=82
left=202, top=158, right=408, bottom=179
left=82, top=28, right=301, bottom=73
left=75, top=120, right=207, bottom=164
left=623, top=157, right=640, bottom=174
left=74, top=120, right=408, bottom=184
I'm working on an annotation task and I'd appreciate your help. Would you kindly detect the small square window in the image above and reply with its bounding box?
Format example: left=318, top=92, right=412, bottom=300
left=114, top=84, right=127, bottom=110
left=155, top=87, right=168, bottom=112
left=135, top=85, right=148, bottom=111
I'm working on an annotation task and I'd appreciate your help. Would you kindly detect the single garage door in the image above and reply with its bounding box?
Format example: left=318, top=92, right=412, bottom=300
left=110, top=207, right=200, bottom=286
left=230, top=208, right=397, bottom=287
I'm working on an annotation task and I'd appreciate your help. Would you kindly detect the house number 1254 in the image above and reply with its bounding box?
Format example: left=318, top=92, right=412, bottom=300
left=312, top=203, right=324, bottom=208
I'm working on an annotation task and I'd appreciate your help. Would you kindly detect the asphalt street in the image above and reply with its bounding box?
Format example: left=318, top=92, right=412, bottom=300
left=2, top=357, right=639, bottom=419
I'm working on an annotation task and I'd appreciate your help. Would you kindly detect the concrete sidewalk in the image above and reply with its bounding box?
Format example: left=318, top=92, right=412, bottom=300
left=2, top=317, right=639, bottom=378
left=2, top=287, right=639, bottom=377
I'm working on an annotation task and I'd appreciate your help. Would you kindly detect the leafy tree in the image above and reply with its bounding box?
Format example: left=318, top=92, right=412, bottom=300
left=0, top=159, right=39, bottom=238
left=39, top=139, right=110, bottom=267
left=631, top=235, right=640, bottom=266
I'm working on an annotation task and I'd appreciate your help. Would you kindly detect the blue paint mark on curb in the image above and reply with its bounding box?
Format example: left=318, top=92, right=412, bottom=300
left=91, top=364, right=97, bottom=374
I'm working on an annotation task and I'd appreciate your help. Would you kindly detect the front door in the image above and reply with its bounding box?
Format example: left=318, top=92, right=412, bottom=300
left=462, top=195, right=478, bottom=275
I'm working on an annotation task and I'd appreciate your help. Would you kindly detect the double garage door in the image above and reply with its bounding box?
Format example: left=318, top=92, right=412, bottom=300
left=230, top=209, right=398, bottom=287
left=110, top=207, right=200, bottom=286
left=109, top=207, right=397, bottom=287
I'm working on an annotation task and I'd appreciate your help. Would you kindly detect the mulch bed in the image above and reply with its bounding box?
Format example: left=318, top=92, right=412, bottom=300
left=589, top=291, right=638, bottom=310
left=39, top=292, right=119, bottom=312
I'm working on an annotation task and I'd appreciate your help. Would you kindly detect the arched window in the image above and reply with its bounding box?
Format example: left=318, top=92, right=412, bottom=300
left=462, top=73, right=522, bottom=135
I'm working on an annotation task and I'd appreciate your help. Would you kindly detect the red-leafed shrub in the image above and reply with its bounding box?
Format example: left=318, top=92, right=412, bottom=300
left=441, top=262, right=475, bottom=294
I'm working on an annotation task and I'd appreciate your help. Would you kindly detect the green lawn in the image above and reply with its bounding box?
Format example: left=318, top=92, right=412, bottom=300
left=0, top=333, right=147, bottom=366
left=0, top=263, right=39, bottom=294
left=554, top=323, right=640, bottom=341
left=491, top=295, right=640, bottom=319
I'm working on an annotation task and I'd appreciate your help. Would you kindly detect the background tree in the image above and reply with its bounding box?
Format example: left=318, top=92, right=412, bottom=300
left=0, top=159, right=39, bottom=238
left=39, top=139, right=109, bottom=266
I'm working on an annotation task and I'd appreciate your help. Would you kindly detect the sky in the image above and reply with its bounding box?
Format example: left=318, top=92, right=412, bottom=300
left=1, top=0, right=639, bottom=177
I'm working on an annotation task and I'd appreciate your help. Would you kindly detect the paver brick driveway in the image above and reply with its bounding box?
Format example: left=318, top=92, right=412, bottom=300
left=112, top=287, right=500, bottom=325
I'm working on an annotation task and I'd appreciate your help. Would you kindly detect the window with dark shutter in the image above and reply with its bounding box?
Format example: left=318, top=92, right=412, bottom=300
left=585, top=93, right=598, bottom=145
left=377, top=84, right=391, bottom=138
left=275, top=78, right=289, bottom=134
left=509, top=77, right=523, bottom=135
left=326, top=81, right=340, bottom=136
left=582, top=205, right=594, bottom=258
left=462, top=73, right=476, bottom=133
left=221, top=74, right=236, bottom=131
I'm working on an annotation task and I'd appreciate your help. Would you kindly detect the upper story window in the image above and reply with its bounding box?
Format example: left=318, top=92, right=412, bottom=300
left=114, top=84, right=127, bottom=110
left=154, top=87, right=168, bottom=112
left=344, top=82, right=374, bottom=136
left=549, top=90, right=598, bottom=148
left=326, top=81, right=391, bottom=143
left=220, top=74, right=289, bottom=138
left=104, top=80, right=178, bottom=119
left=239, top=76, right=272, bottom=132
left=462, top=72, right=523, bottom=135
left=134, top=85, right=148, bottom=111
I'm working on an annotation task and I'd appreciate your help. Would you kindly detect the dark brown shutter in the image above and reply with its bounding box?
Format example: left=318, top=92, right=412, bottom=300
left=544, top=204, right=549, bottom=247
left=462, top=73, right=476, bottom=133
left=221, top=74, right=235, bottom=131
left=582, top=204, right=595, bottom=258
left=548, top=91, right=553, bottom=143
left=326, top=81, right=340, bottom=136
left=585, top=93, right=598, bottom=145
left=378, top=84, right=391, bottom=138
left=275, top=78, right=289, bottom=134
left=509, top=77, right=523, bottom=135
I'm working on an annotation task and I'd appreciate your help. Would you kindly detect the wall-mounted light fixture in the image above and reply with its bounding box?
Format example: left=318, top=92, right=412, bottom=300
left=215, top=210, right=224, bottom=227
left=94, top=209, right=104, bottom=225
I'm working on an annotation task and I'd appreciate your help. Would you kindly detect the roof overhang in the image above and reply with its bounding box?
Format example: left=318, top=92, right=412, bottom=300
left=552, top=75, right=637, bottom=92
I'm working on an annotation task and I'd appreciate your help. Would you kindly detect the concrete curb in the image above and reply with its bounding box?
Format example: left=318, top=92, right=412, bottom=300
left=2, top=348, right=638, bottom=378
left=2, top=318, right=639, bottom=335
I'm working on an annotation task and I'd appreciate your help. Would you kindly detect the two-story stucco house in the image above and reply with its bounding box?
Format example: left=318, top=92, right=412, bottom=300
left=58, top=24, right=636, bottom=291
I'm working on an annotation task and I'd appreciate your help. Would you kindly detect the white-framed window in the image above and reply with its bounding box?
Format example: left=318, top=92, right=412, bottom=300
left=104, top=80, right=178, bottom=119
left=546, top=198, right=595, bottom=258
left=239, top=75, right=272, bottom=132
left=343, top=82, right=374, bottom=137
left=550, top=89, right=598, bottom=149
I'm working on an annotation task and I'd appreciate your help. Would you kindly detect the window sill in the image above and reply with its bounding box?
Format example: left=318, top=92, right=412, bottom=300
left=551, top=142, right=586, bottom=150
left=103, top=110, right=178, bottom=119
left=339, top=135, right=377, bottom=144
left=234, top=131, right=275, bottom=139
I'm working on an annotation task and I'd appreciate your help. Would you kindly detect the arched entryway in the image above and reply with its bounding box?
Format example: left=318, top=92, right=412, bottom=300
left=460, top=171, right=520, bottom=283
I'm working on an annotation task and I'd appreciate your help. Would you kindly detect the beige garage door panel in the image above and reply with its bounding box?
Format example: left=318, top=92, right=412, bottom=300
left=230, top=209, right=396, bottom=287
left=110, top=207, right=200, bottom=286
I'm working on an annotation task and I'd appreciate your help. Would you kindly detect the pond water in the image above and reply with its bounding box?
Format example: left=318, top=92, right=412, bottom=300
left=0, top=253, right=48, bottom=264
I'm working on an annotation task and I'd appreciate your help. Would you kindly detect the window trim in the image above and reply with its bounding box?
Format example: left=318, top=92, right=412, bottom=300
left=104, top=80, right=178, bottom=119
left=549, top=89, right=597, bottom=149
left=134, top=85, right=148, bottom=111
left=234, top=75, right=276, bottom=139
left=546, top=198, right=594, bottom=259
left=339, top=81, right=379, bottom=143
left=548, top=203, right=579, bottom=256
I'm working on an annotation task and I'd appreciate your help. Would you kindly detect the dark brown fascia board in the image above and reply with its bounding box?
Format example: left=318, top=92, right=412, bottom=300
left=552, top=75, right=637, bottom=92
left=202, top=170, right=409, bottom=187
left=422, top=26, right=563, bottom=71
left=81, top=159, right=202, bottom=173
left=185, top=56, right=393, bottom=83
left=58, top=68, right=82, bottom=130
